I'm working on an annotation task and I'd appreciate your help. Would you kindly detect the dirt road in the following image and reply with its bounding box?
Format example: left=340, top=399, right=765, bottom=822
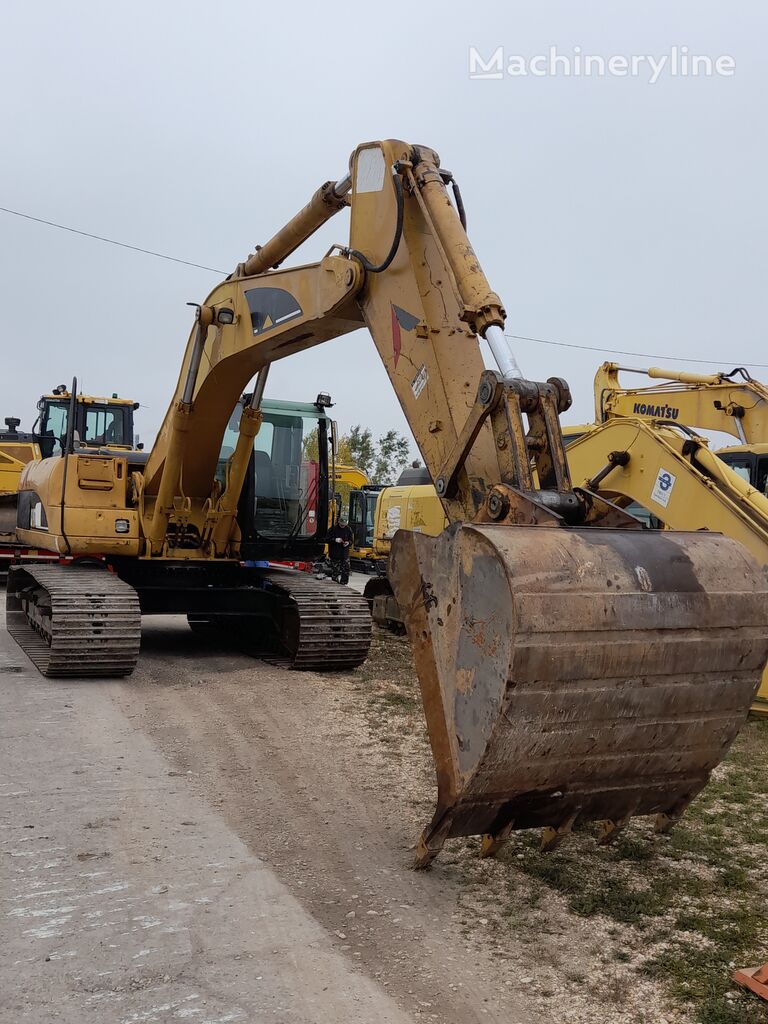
left=1, top=613, right=539, bottom=1024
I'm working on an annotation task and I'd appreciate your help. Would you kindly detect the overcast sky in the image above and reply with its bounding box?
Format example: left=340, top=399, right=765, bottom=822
left=0, top=1, right=764, bottom=455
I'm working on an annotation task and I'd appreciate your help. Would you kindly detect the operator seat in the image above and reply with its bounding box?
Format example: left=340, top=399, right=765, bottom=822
left=253, top=450, right=288, bottom=534
left=253, top=450, right=278, bottom=499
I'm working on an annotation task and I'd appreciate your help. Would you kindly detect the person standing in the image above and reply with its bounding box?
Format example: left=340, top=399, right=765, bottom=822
left=328, top=514, right=354, bottom=585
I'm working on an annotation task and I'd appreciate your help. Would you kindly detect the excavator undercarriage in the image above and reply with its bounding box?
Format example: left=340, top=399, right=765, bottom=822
left=6, top=559, right=372, bottom=675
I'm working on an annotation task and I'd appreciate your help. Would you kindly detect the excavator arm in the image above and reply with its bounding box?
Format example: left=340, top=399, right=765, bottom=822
left=595, top=363, right=768, bottom=443
left=142, top=141, right=526, bottom=555
left=567, top=418, right=768, bottom=564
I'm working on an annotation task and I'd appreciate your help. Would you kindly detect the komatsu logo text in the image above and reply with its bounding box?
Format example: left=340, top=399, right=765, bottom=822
left=633, top=402, right=680, bottom=420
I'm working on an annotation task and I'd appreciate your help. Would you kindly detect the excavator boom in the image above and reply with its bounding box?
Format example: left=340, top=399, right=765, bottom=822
left=10, top=140, right=768, bottom=864
left=595, top=362, right=768, bottom=443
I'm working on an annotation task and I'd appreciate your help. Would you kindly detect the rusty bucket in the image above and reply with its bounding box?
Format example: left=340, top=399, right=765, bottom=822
left=389, top=523, right=768, bottom=866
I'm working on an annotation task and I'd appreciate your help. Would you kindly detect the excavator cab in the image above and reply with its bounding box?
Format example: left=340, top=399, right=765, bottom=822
left=218, top=395, right=334, bottom=563
left=719, top=445, right=768, bottom=497
left=348, top=487, right=385, bottom=550
left=35, top=388, right=137, bottom=457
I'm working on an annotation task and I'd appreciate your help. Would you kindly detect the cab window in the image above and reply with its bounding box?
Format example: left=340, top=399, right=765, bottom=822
left=39, top=401, right=69, bottom=456
left=84, top=407, right=126, bottom=446
left=721, top=457, right=753, bottom=485
left=757, top=457, right=768, bottom=497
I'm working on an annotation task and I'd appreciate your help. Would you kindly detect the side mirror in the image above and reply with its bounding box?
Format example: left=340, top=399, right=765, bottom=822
left=330, top=420, right=339, bottom=456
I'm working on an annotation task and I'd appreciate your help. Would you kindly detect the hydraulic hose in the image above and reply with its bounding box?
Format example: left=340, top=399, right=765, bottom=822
left=439, top=169, right=467, bottom=230
left=348, top=166, right=404, bottom=274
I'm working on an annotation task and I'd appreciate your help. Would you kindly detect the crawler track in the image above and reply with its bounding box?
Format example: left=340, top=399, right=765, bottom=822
left=262, top=568, right=372, bottom=670
left=6, top=565, right=141, bottom=677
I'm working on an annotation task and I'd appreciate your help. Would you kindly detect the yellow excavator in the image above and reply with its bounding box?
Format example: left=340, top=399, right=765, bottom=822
left=339, top=466, right=448, bottom=627
left=333, top=464, right=371, bottom=494
left=342, top=465, right=447, bottom=574
left=328, top=463, right=383, bottom=566
left=0, top=388, right=139, bottom=577
left=565, top=362, right=768, bottom=713
left=8, top=141, right=768, bottom=867
left=590, top=360, right=768, bottom=517
left=593, top=362, right=768, bottom=445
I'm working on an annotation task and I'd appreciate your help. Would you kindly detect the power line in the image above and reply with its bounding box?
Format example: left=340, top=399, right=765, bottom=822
left=2, top=203, right=765, bottom=370
left=505, top=333, right=768, bottom=370
left=0, top=206, right=225, bottom=274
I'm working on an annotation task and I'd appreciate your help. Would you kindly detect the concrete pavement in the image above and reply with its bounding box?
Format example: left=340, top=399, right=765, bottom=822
left=0, top=622, right=414, bottom=1024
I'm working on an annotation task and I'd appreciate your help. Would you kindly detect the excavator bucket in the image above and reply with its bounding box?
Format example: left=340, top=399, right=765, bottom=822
left=389, top=523, right=768, bottom=867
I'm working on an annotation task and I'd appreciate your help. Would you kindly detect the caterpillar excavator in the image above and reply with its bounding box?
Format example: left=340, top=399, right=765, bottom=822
left=0, top=388, right=139, bottom=577
left=8, top=140, right=768, bottom=866
left=565, top=362, right=768, bottom=714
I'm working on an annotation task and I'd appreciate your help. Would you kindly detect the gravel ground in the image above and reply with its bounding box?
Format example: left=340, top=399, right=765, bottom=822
left=4, top=587, right=766, bottom=1024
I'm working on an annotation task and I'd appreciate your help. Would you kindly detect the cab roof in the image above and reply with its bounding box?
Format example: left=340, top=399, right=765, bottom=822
left=718, top=442, right=768, bottom=456
left=41, top=393, right=136, bottom=408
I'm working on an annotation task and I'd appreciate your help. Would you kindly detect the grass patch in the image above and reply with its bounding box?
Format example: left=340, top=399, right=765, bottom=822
left=355, top=633, right=423, bottom=725
left=497, top=718, right=768, bottom=1022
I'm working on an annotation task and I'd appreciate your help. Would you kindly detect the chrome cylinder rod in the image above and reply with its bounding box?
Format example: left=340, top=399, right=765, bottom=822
left=485, top=324, right=522, bottom=379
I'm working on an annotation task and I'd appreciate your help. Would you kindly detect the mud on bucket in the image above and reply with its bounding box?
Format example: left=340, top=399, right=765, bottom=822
left=388, top=522, right=768, bottom=867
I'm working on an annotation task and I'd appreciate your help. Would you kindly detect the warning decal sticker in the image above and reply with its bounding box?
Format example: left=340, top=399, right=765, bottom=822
left=411, top=365, right=428, bottom=399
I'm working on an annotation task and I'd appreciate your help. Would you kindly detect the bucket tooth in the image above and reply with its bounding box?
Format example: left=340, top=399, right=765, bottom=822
left=597, top=816, right=629, bottom=845
left=655, top=809, right=684, bottom=835
left=597, top=799, right=639, bottom=845
left=480, top=818, right=515, bottom=859
left=389, top=522, right=768, bottom=864
left=655, top=793, right=696, bottom=834
left=540, top=813, right=578, bottom=853
left=654, top=813, right=677, bottom=835
left=414, top=813, right=453, bottom=870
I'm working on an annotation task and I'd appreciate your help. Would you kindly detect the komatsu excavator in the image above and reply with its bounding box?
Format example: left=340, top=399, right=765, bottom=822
left=565, top=363, right=768, bottom=713
left=594, top=363, right=768, bottom=446
left=8, top=141, right=768, bottom=866
left=591, top=361, right=768, bottom=518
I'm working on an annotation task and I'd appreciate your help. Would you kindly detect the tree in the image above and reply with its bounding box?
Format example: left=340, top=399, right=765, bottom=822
left=372, top=429, right=411, bottom=483
left=303, top=426, right=353, bottom=465
left=302, top=426, right=320, bottom=462
left=303, top=423, right=411, bottom=484
left=346, top=425, right=411, bottom=483
left=345, top=425, right=376, bottom=476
